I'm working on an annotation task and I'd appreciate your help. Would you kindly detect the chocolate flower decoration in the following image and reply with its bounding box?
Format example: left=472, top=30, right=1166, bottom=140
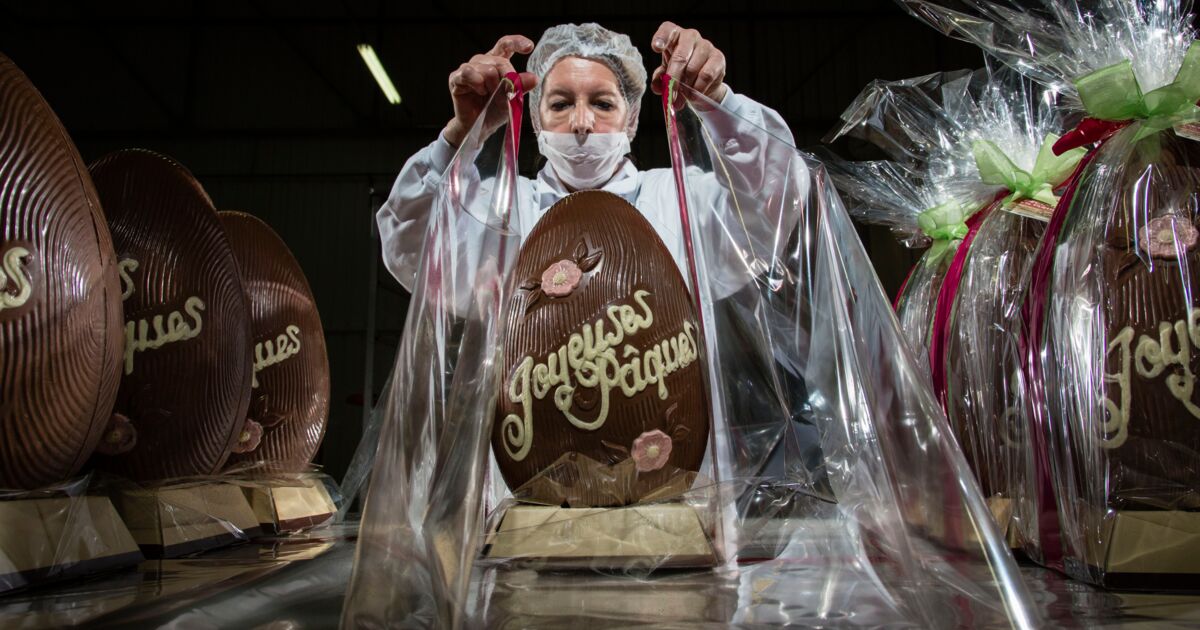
left=519, top=238, right=603, bottom=312
left=541, top=260, right=583, bottom=297
left=631, top=429, right=673, bottom=473
left=231, top=419, right=264, bottom=454
left=1139, top=215, right=1199, bottom=259
left=95, top=413, right=137, bottom=456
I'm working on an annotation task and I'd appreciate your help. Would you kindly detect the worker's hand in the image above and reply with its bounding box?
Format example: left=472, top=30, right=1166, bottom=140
left=650, top=22, right=728, bottom=104
left=444, top=35, right=539, bottom=147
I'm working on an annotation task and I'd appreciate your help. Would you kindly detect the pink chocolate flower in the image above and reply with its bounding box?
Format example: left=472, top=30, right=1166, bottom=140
left=232, top=419, right=264, bottom=454
left=95, top=413, right=137, bottom=456
left=631, top=429, right=673, bottom=473
left=540, top=259, right=582, bottom=297
left=1140, top=215, right=1199, bottom=259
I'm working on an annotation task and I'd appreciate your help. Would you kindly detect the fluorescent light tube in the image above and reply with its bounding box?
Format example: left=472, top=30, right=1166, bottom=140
left=357, top=44, right=401, bottom=105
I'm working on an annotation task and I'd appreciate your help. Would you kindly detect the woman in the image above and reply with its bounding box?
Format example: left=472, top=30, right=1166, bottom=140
left=378, top=21, right=801, bottom=293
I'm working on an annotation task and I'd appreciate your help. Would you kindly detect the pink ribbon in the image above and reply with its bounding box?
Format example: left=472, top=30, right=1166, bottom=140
left=1017, top=141, right=1105, bottom=570
left=928, top=193, right=1005, bottom=408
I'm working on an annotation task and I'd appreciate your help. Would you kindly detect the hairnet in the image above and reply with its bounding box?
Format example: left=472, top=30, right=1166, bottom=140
left=527, top=23, right=647, bottom=141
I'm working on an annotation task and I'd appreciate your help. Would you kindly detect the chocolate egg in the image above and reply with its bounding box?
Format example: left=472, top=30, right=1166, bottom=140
left=219, top=211, right=330, bottom=472
left=492, top=191, right=710, bottom=507
left=0, top=53, right=124, bottom=489
left=87, top=150, right=253, bottom=481
left=1090, top=136, right=1200, bottom=511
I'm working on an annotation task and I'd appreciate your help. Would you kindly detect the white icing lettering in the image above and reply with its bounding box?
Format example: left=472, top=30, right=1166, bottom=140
left=120, top=257, right=206, bottom=375
left=0, top=246, right=33, bottom=311
left=1104, top=308, right=1200, bottom=449
left=118, top=258, right=138, bottom=300
left=251, top=324, right=302, bottom=388
left=499, top=290, right=699, bottom=462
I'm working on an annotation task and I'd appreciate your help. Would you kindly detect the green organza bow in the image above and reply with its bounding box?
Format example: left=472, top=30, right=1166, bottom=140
left=1075, top=41, right=1200, bottom=142
left=918, top=199, right=970, bottom=266
left=973, top=134, right=1087, bottom=208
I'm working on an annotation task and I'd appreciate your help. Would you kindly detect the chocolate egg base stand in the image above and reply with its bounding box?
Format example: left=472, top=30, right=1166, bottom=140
left=1068, top=503, right=1200, bottom=591
left=102, top=475, right=262, bottom=559
left=0, top=479, right=142, bottom=594
left=481, top=466, right=719, bottom=570
left=231, top=471, right=339, bottom=535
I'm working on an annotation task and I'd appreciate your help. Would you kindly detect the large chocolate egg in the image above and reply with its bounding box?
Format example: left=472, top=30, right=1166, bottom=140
left=492, top=191, right=710, bottom=507
left=1089, top=135, right=1200, bottom=511
left=219, top=211, right=330, bottom=472
left=0, top=53, right=123, bottom=489
left=87, top=150, right=253, bottom=481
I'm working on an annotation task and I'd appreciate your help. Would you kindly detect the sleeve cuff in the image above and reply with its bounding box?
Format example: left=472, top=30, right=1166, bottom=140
left=429, top=130, right=458, bottom=174
left=718, top=85, right=741, bottom=112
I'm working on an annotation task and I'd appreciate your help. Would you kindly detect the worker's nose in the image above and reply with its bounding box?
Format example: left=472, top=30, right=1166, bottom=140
left=570, top=104, right=594, bottom=139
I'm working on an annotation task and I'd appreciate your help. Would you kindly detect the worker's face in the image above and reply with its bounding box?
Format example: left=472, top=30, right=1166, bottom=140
left=539, top=57, right=628, bottom=138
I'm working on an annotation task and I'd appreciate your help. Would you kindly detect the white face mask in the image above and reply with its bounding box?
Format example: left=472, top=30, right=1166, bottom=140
left=537, top=131, right=631, bottom=191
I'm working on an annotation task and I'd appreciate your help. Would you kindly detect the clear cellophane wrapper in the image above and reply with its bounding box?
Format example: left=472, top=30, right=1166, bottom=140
left=823, top=69, right=1003, bottom=372
left=940, top=72, right=1080, bottom=565
left=901, top=0, right=1200, bottom=586
left=339, top=75, right=1035, bottom=628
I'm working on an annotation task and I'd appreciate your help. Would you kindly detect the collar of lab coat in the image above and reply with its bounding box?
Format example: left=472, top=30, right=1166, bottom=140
left=533, top=158, right=640, bottom=214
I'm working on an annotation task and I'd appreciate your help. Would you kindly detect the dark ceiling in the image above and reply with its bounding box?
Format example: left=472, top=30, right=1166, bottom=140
left=0, top=1, right=982, bottom=152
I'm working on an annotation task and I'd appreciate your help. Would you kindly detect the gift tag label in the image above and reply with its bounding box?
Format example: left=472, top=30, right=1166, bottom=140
left=1003, top=199, right=1054, bottom=223
left=1174, top=122, right=1200, bottom=142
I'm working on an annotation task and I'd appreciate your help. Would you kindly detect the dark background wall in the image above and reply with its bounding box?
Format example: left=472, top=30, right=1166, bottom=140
left=0, top=1, right=981, bottom=482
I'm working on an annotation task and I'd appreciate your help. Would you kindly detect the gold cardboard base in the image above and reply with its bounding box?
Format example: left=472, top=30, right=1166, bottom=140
left=0, top=495, right=141, bottom=592
left=243, top=476, right=336, bottom=534
left=986, top=496, right=1020, bottom=549
left=483, top=501, right=716, bottom=569
left=111, top=482, right=261, bottom=558
left=1089, top=510, right=1200, bottom=576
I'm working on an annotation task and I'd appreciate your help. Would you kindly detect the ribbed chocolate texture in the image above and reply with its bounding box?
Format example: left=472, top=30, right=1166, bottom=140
left=219, top=211, right=330, bottom=472
left=0, top=53, right=124, bottom=489
left=87, top=150, right=253, bottom=481
left=945, top=209, right=1043, bottom=498
left=1094, top=135, right=1200, bottom=511
left=492, top=191, right=709, bottom=507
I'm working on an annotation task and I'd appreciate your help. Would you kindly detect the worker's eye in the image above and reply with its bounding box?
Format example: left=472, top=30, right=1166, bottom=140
left=594, top=100, right=614, bottom=111
left=549, top=101, right=570, bottom=112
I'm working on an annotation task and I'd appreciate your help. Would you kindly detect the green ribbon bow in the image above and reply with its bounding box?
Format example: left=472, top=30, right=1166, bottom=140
left=1075, top=41, right=1200, bottom=142
left=917, top=199, right=971, bottom=266
left=973, top=134, right=1087, bottom=208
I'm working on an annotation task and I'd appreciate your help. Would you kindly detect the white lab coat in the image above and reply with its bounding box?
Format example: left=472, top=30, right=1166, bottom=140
left=377, top=88, right=806, bottom=298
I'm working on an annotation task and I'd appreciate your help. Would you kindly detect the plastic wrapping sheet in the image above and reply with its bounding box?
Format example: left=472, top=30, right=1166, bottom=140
left=900, top=0, right=1200, bottom=586
left=341, top=74, right=528, bottom=628
left=340, top=70, right=1035, bottom=628
left=822, top=69, right=1004, bottom=372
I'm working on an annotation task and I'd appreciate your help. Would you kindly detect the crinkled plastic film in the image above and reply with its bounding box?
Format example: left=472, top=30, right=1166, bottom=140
left=341, top=72, right=1035, bottom=627
left=939, top=72, right=1081, bottom=566
left=661, top=78, right=1034, bottom=627
left=341, top=77, right=526, bottom=628
left=900, top=0, right=1200, bottom=587
left=822, top=69, right=1008, bottom=372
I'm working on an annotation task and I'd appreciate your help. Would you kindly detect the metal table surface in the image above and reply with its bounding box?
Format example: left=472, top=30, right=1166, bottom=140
left=1, top=523, right=1198, bottom=629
